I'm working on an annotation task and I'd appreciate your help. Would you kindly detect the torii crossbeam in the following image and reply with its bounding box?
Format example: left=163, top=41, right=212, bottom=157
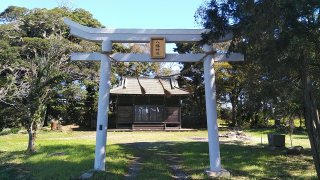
left=64, top=17, right=244, bottom=177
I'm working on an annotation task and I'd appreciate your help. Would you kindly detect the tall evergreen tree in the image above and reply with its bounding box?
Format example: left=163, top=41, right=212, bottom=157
left=196, top=0, right=320, bottom=177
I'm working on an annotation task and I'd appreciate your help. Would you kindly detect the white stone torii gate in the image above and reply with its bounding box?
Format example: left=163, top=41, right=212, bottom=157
left=64, top=18, right=243, bottom=176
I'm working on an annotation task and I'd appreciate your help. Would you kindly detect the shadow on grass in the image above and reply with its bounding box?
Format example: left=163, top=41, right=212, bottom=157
left=116, top=141, right=317, bottom=179
left=219, top=143, right=314, bottom=179
left=71, top=126, right=96, bottom=132
left=0, top=143, right=130, bottom=180
left=1, top=140, right=316, bottom=179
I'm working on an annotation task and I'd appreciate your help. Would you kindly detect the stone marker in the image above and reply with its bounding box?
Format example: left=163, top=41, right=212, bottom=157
left=79, top=173, right=93, bottom=179
left=286, top=146, right=303, bottom=155
left=205, top=168, right=230, bottom=177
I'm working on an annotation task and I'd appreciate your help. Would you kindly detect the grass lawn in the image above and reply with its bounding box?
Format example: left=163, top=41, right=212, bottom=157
left=0, top=126, right=317, bottom=179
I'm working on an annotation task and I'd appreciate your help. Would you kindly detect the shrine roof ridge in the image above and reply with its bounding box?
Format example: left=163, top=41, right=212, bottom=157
left=110, top=76, right=191, bottom=96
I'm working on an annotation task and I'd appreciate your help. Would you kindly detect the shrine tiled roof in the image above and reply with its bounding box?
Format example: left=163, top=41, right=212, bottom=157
left=110, top=77, right=191, bottom=95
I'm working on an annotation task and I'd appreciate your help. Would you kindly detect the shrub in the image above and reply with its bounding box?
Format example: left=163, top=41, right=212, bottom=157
left=10, top=127, right=21, bottom=134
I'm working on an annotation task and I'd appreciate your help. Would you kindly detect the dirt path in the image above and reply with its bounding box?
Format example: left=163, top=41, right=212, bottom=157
left=123, top=157, right=143, bottom=180
left=162, top=153, right=188, bottom=179
left=122, top=142, right=189, bottom=180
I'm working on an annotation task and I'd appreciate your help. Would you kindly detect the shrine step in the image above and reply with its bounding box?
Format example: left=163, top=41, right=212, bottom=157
left=165, top=126, right=180, bottom=130
left=133, top=123, right=165, bottom=131
left=117, top=123, right=133, bottom=129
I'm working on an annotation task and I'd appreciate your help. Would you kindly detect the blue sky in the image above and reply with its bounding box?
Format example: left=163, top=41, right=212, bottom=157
left=0, top=0, right=205, bottom=53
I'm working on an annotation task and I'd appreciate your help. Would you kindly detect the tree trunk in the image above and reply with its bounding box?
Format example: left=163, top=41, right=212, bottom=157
left=230, top=85, right=242, bottom=127
left=231, top=100, right=237, bottom=126
left=229, top=92, right=237, bottom=126
left=27, top=120, right=36, bottom=152
left=263, top=100, right=267, bottom=127
left=299, top=115, right=302, bottom=129
left=301, top=51, right=320, bottom=178
left=199, top=92, right=205, bottom=117
left=249, top=98, right=255, bottom=128
left=43, top=103, right=50, bottom=127
left=254, top=113, right=259, bottom=127
left=193, top=94, right=203, bottom=117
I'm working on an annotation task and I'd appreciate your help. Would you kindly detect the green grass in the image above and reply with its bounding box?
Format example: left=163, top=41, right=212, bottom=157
left=0, top=131, right=133, bottom=180
left=0, top=128, right=317, bottom=179
left=170, top=142, right=315, bottom=179
left=218, top=118, right=306, bottom=128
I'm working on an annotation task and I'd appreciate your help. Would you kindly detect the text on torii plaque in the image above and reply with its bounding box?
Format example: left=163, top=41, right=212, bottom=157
left=150, top=37, right=166, bottom=59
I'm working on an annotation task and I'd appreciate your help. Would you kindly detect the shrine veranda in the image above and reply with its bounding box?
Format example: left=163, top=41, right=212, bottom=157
left=64, top=17, right=244, bottom=176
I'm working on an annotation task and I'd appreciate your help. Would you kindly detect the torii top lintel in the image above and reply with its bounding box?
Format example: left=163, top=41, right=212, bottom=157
left=64, top=18, right=232, bottom=43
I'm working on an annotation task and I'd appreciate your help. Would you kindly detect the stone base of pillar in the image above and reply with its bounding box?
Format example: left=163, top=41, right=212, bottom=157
left=204, top=168, right=230, bottom=177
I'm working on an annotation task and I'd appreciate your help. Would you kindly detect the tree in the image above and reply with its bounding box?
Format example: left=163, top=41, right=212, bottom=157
left=111, top=42, right=174, bottom=82
left=174, top=42, right=234, bottom=126
left=0, top=36, right=69, bottom=152
left=196, top=0, right=320, bottom=177
left=0, top=5, right=103, bottom=151
left=0, top=5, right=174, bottom=143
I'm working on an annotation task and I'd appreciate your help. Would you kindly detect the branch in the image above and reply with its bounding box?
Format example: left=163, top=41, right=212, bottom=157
left=0, top=99, right=22, bottom=111
left=310, top=63, right=320, bottom=67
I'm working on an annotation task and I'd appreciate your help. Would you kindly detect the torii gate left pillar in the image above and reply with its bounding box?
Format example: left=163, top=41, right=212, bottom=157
left=64, top=17, right=243, bottom=176
left=93, top=40, right=112, bottom=170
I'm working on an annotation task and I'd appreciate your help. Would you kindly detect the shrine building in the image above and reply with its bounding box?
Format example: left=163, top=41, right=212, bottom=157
left=110, top=77, right=191, bottom=130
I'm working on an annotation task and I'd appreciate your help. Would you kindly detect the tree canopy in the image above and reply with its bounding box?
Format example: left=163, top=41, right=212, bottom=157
left=195, top=0, right=320, bottom=177
left=0, top=5, right=177, bottom=151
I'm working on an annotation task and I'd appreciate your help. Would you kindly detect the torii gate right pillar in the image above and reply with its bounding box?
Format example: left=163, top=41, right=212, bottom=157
left=203, top=44, right=230, bottom=176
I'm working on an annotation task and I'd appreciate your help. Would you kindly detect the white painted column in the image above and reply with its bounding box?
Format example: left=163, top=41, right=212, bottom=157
left=203, top=44, right=221, bottom=171
left=94, top=40, right=112, bottom=170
